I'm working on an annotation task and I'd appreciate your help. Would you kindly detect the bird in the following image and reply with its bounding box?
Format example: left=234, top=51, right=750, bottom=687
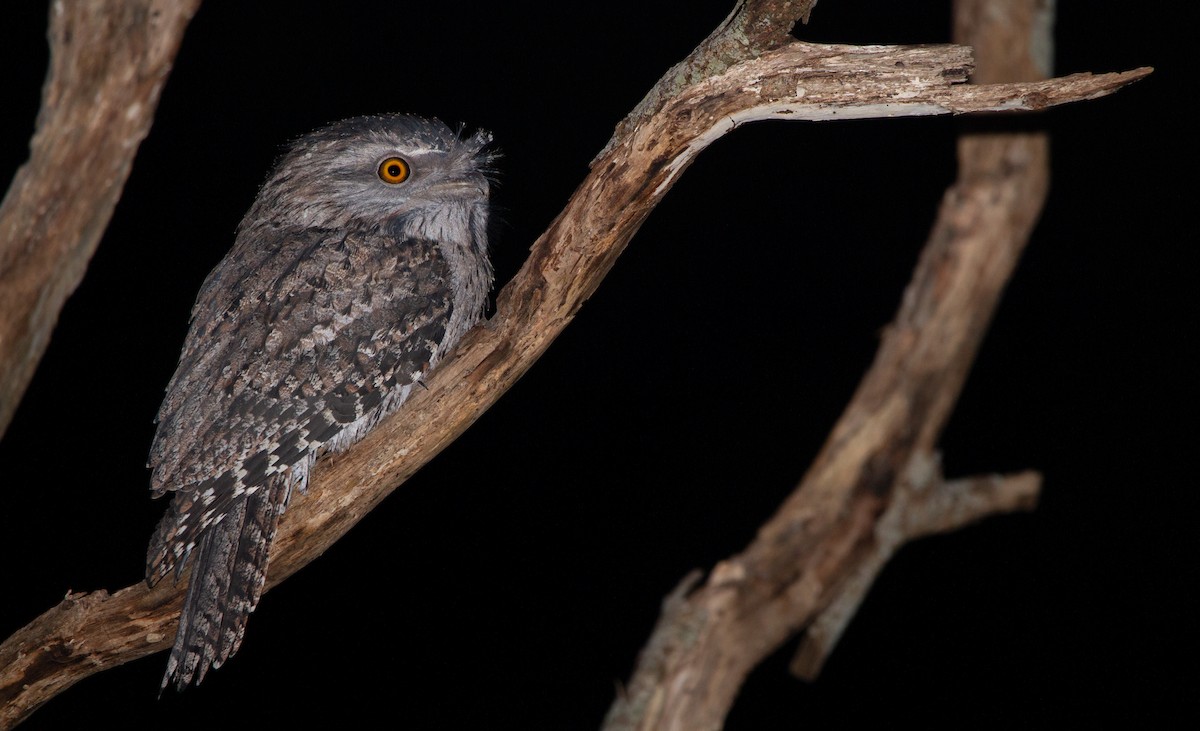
left=145, top=114, right=494, bottom=690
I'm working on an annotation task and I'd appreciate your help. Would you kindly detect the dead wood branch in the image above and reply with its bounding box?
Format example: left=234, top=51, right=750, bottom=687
left=602, top=1, right=1085, bottom=728
left=0, top=0, right=1147, bottom=726
left=0, top=0, right=200, bottom=440
left=790, top=461, right=1042, bottom=680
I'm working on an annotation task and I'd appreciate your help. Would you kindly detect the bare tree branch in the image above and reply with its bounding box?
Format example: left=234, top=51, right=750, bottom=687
left=0, top=0, right=1147, bottom=725
left=602, top=1, right=1084, bottom=728
left=790, top=460, right=1042, bottom=680
left=0, top=0, right=201, bottom=439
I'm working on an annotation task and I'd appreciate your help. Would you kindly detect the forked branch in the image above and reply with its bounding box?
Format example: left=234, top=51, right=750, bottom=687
left=604, top=1, right=1094, bottom=728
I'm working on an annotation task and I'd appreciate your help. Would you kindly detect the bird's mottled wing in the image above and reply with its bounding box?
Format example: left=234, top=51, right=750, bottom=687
left=147, top=225, right=452, bottom=585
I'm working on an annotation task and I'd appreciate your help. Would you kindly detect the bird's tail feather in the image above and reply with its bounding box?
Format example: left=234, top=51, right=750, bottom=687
left=161, top=479, right=286, bottom=691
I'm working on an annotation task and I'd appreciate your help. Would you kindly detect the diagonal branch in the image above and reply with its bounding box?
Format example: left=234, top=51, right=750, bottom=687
left=0, top=0, right=1148, bottom=725
left=790, top=459, right=1042, bottom=680
left=0, top=0, right=201, bottom=440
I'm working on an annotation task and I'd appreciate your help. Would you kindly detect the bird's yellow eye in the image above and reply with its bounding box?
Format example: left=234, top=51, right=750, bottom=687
left=377, top=156, right=410, bottom=184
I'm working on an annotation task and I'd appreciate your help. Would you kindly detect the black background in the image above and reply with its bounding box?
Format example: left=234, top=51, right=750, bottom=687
left=1, top=1, right=1193, bottom=728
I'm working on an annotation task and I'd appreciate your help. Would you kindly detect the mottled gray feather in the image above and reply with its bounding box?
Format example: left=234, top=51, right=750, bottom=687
left=146, top=114, right=493, bottom=690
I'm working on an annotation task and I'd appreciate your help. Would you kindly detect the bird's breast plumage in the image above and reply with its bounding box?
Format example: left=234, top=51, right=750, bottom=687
left=147, top=225, right=464, bottom=580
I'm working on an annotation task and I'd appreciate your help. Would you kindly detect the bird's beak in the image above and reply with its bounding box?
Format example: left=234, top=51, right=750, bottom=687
left=429, top=176, right=488, bottom=200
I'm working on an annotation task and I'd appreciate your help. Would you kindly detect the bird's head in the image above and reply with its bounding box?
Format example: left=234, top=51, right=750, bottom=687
left=248, top=114, right=494, bottom=232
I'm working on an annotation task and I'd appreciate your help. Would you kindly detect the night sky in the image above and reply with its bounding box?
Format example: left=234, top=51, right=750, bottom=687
left=0, top=1, right=1192, bottom=728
